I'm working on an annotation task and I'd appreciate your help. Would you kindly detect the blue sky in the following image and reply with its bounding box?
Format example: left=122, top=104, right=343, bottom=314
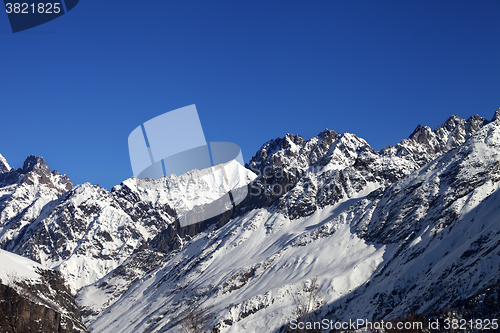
left=1, top=0, right=499, bottom=189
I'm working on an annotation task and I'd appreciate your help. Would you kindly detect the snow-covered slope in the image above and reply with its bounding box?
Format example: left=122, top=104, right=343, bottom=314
left=77, top=110, right=500, bottom=332
left=82, top=205, right=385, bottom=333
left=0, top=248, right=44, bottom=282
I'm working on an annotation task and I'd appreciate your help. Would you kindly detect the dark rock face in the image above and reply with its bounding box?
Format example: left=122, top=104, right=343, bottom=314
left=366, top=280, right=500, bottom=333
left=22, top=155, right=49, bottom=174
left=242, top=129, right=362, bottom=217
left=248, top=130, right=340, bottom=173
left=0, top=269, right=88, bottom=333
left=409, top=124, right=433, bottom=145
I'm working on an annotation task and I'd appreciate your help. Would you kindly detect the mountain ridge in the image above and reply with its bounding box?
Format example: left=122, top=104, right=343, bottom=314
left=1, top=108, right=500, bottom=332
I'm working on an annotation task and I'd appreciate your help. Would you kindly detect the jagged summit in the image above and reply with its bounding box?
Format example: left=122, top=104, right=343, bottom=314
left=491, top=107, right=500, bottom=123
left=244, top=111, right=492, bottom=220
left=408, top=124, right=433, bottom=144
left=0, top=154, right=73, bottom=193
left=249, top=112, right=489, bottom=180
left=0, top=154, right=10, bottom=173
left=22, top=155, right=49, bottom=174
left=405, top=113, right=487, bottom=155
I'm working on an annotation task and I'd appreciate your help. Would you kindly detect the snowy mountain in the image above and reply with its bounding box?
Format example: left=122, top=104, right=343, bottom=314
left=0, top=249, right=88, bottom=332
left=326, top=110, right=500, bottom=322
left=0, top=159, right=255, bottom=293
left=1, top=109, right=499, bottom=333
left=0, top=155, right=73, bottom=251
left=78, top=110, right=499, bottom=332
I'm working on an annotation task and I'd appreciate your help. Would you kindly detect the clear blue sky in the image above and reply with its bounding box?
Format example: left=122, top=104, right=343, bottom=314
left=1, top=0, right=499, bottom=189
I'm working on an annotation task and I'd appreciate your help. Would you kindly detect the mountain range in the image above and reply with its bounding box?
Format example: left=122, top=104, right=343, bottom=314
left=1, top=109, right=499, bottom=332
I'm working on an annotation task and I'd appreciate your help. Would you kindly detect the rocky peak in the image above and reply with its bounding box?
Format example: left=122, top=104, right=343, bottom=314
left=19, top=156, right=73, bottom=192
left=0, top=154, right=11, bottom=174
left=247, top=134, right=305, bottom=174
left=0, top=155, right=73, bottom=193
left=248, top=130, right=344, bottom=177
left=408, top=124, right=434, bottom=145
left=400, top=112, right=490, bottom=163
left=316, top=129, right=339, bottom=147
left=441, top=114, right=464, bottom=131
left=491, top=108, right=500, bottom=123
left=22, top=155, right=50, bottom=175
left=465, top=114, right=488, bottom=135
